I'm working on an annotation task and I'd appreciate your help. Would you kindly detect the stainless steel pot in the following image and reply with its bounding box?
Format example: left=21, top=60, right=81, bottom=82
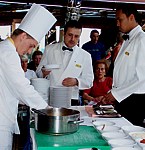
left=32, top=107, right=83, bottom=135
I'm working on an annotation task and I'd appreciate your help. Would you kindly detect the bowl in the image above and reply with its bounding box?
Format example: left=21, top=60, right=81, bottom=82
left=122, top=125, right=145, bottom=133
left=102, top=131, right=127, bottom=140
left=136, top=138, right=145, bottom=148
left=112, top=147, right=140, bottom=150
left=108, top=138, right=136, bottom=147
left=92, top=120, right=115, bottom=126
left=129, top=131, right=145, bottom=139
left=43, top=64, right=60, bottom=70
left=96, top=125, right=121, bottom=133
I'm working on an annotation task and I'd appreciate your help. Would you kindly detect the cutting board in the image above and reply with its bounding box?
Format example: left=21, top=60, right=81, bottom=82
left=34, top=125, right=111, bottom=150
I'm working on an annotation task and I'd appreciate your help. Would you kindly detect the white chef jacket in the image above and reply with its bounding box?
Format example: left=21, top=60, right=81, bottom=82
left=36, top=41, right=94, bottom=99
left=0, top=38, right=48, bottom=134
left=112, top=25, right=145, bottom=102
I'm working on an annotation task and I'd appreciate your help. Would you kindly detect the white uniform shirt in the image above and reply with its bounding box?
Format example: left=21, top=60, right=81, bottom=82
left=25, top=69, right=37, bottom=80
left=36, top=41, right=94, bottom=99
left=0, top=39, right=48, bottom=134
left=111, top=25, right=145, bottom=102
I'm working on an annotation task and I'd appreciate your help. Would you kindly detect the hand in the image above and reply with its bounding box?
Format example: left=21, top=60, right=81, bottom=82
left=62, top=77, right=78, bottom=87
left=94, top=96, right=104, bottom=103
left=41, top=68, right=51, bottom=78
left=101, top=92, right=116, bottom=105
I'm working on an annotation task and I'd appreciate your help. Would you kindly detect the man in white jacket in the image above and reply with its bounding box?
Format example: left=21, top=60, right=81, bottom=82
left=36, top=20, right=94, bottom=105
left=0, top=4, right=56, bottom=150
left=102, top=4, right=145, bottom=127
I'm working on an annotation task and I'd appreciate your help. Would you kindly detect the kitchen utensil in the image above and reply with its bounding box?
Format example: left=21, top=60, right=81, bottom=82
left=32, top=107, right=84, bottom=135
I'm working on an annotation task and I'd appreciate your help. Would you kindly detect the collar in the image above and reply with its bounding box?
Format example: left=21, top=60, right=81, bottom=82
left=7, top=37, right=15, bottom=46
left=128, top=25, right=141, bottom=40
left=62, top=41, right=76, bottom=52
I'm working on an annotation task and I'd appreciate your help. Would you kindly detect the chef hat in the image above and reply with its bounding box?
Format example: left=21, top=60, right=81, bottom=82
left=18, top=3, right=57, bottom=42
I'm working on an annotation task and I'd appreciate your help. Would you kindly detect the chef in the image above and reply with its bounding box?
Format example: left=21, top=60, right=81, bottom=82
left=102, top=4, right=145, bottom=127
left=36, top=20, right=94, bottom=105
left=0, top=3, right=56, bottom=149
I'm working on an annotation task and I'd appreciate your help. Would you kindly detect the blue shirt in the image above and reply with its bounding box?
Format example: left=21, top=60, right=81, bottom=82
left=82, top=41, right=106, bottom=62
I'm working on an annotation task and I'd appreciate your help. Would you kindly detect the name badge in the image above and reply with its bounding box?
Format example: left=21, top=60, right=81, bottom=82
left=125, top=51, right=129, bottom=56
left=75, top=64, right=81, bottom=68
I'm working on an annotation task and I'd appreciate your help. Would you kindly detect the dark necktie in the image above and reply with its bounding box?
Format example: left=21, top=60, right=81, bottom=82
left=62, top=46, right=73, bottom=51
left=122, top=34, right=129, bottom=41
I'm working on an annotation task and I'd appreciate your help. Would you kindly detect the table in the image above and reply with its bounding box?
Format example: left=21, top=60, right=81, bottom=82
left=30, top=106, right=142, bottom=150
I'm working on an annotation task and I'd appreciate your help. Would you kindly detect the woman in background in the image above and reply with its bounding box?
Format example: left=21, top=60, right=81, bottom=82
left=83, top=59, right=112, bottom=105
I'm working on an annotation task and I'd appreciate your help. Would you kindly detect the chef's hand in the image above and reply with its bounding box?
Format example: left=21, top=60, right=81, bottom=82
left=62, top=77, right=78, bottom=87
left=101, top=92, right=116, bottom=105
left=41, top=68, right=51, bottom=78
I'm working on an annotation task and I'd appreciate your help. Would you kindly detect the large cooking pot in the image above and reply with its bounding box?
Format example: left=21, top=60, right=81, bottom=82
left=32, top=107, right=83, bottom=135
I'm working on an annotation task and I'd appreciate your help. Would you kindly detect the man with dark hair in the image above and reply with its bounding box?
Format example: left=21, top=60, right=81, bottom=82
left=102, top=4, right=145, bottom=127
left=36, top=20, right=94, bottom=105
left=28, top=50, right=43, bottom=71
left=82, top=29, right=106, bottom=64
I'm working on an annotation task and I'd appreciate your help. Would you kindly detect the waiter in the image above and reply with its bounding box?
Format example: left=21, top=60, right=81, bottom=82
left=36, top=20, right=94, bottom=105
left=0, top=4, right=56, bottom=149
left=102, top=4, right=145, bottom=127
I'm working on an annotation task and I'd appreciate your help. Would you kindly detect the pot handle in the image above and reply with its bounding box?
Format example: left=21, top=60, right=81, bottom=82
left=31, top=108, right=47, bottom=116
left=68, top=119, right=84, bottom=124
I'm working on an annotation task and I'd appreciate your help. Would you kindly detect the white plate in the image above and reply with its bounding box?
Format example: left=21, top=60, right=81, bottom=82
left=96, top=125, right=121, bottom=133
left=102, top=131, right=127, bottom=140
left=112, top=147, right=140, bottom=150
left=41, top=68, right=51, bottom=71
left=92, top=120, right=115, bottom=126
left=122, top=125, right=145, bottom=133
left=108, top=138, right=136, bottom=147
left=44, top=64, right=60, bottom=70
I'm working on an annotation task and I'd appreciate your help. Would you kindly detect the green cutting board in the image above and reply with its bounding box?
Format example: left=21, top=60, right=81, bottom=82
left=34, top=125, right=110, bottom=150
